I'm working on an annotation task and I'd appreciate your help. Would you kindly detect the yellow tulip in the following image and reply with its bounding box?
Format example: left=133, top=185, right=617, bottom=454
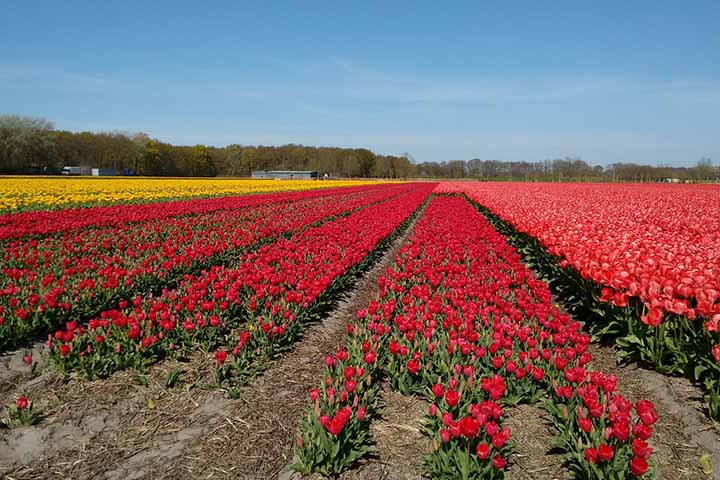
left=0, top=176, right=398, bottom=214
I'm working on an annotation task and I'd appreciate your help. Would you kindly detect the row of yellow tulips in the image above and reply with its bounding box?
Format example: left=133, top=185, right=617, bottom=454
left=0, top=176, right=387, bottom=213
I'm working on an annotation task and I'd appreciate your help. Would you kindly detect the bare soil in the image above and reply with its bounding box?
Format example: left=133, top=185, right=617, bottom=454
left=504, top=404, right=568, bottom=480
left=2, top=344, right=718, bottom=480
left=331, top=387, right=431, bottom=480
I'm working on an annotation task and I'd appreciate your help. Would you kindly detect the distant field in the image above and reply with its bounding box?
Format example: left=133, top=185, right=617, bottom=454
left=0, top=176, right=385, bottom=213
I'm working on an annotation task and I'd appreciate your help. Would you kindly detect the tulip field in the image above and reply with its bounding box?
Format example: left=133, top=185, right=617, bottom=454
left=294, top=195, right=658, bottom=479
left=436, top=182, right=720, bottom=420
left=0, top=176, right=379, bottom=213
left=1, top=179, right=719, bottom=479
left=48, top=183, right=433, bottom=379
left=0, top=183, right=417, bottom=350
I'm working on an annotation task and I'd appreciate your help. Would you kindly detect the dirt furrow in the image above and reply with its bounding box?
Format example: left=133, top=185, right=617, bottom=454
left=146, top=204, right=426, bottom=480
left=330, top=388, right=431, bottom=480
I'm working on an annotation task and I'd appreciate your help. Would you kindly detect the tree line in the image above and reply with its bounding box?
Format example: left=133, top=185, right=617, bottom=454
left=415, top=157, right=718, bottom=182
left=1, top=114, right=717, bottom=181
left=0, top=114, right=413, bottom=178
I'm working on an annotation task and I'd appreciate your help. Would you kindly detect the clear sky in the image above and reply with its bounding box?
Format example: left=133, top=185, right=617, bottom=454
left=1, top=1, right=718, bottom=166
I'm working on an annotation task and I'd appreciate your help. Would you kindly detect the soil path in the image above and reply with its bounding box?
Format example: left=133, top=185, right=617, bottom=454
left=328, top=387, right=431, bottom=480
left=149, top=204, right=424, bottom=480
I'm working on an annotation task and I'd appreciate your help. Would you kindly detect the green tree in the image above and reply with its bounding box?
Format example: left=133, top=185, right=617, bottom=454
left=0, top=114, right=56, bottom=173
left=140, top=140, right=162, bottom=175
left=353, top=148, right=376, bottom=177
left=191, top=144, right=216, bottom=176
left=240, top=146, right=258, bottom=175
left=692, top=157, right=715, bottom=180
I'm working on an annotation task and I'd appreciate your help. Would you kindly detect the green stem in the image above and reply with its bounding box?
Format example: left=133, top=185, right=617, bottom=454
left=654, top=322, right=665, bottom=370
left=627, top=305, right=635, bottom=336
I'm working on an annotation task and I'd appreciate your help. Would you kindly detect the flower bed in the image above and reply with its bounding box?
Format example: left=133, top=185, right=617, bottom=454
left=0, top=184, right=416, bottom=350
left=294, top=196, right=658, bottom=479
left=0, top=177, right=384, bottom=216
left=435, top=182, right=720, bottom=418
left=48, top=184, right=435, bottom=379
left=0, top=182, right=389, bottom=239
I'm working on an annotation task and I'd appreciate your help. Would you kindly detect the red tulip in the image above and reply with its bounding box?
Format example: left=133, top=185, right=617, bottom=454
left=431, top=383, right=444, bottom=398
left=633, top=423, right=653, bottom=440
left=325, top=418, right=344, bottom=436
left=476, top=442, right=490, bottom=459
left=458, top=416, right=479, bottom=439
left=444, top=389, right=459, bottom=407
left=309, top=388, right=319, bottom=401
left=491, top=454, right=506, bottom=469
left=629, top=456, right=649, bottom=476
left=363, top=352, right=376, bottom=364
left=214, top=349, right=227, bottom=365
left=584, top=447, right=599, bottom=464
left=636, top=400, right=658, bottom=426
left=597, top=444, right=614, bottom=462
left=631, top=438, right=653, bottom=459
left=406, top=359, right=420, bottom=375
left=578, top=417, right=592, bottom=433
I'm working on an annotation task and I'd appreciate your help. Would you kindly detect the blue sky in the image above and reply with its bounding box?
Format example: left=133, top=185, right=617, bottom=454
left=1, top=1, right=718, bottom=166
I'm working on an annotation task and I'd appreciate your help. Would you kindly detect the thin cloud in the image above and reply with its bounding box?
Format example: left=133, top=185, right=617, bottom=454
left=327, top=58, right=720, bottom=107
left=0, top=63, right=119, bottom=90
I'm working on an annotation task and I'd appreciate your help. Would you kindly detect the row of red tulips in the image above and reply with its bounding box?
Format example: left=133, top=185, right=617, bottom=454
left=1, top=184, right=417, bottom=351
left=48, top=185, right=435, bottom=379
left=0, top=183, right=390, bottom=240
left=294, top=196, right=657, bottom=479
left=434, top=182, right=720, bottom=323
left=435, top=182, right=720, bottom=418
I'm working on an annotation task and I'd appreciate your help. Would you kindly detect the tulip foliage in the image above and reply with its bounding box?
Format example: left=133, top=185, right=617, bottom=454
left=0, top=184, right=415, bottom=351
left=294, top=196, right=657, bottom=479
left=3, top=395, right=39, bottom=427
left=48, top=185, right=435, bottom=379
left=434, top=182, right=720, bottom=418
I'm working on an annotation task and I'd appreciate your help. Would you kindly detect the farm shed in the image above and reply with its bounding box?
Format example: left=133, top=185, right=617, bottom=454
left=251, top=170, right=319, bottom=180
left=91, top=168, right=120, bottom=176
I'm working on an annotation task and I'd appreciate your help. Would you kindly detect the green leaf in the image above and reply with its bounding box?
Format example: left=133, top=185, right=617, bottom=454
left=699, top=453, right=713, bottom=475
left=694, top=364, right=709, bottom=381
left=165, top=368, right=184, bottom=388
